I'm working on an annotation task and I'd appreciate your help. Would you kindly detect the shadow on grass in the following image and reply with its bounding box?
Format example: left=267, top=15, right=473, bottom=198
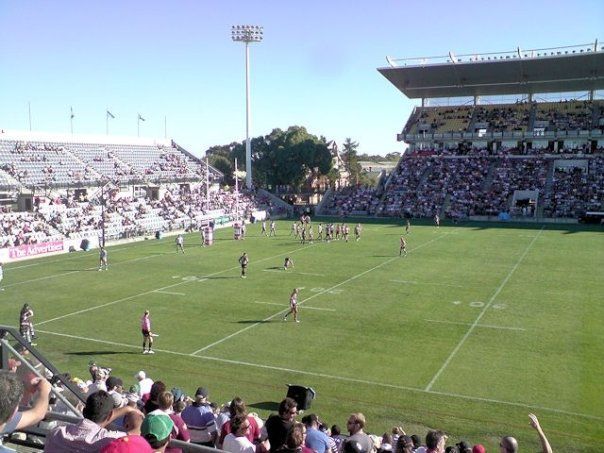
left=236, top=320, right=273, bottom=324
left=64, top=351, right=137, bottom=356
left=248, top=401, right=279, bottom=412
left=265, top=266, right=283, bottom=270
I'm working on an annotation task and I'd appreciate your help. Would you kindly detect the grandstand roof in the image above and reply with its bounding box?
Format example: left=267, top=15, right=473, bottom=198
left=378, top=45, right=604, bottom=99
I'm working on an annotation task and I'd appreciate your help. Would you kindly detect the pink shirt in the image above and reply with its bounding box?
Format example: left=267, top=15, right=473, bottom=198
left=141, top=315, right=150, bottom=331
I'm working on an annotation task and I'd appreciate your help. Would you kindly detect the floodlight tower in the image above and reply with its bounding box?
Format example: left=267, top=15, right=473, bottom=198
left=231, top=24, right=263, bottom=189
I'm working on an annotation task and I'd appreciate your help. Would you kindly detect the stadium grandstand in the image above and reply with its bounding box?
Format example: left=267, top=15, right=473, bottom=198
left=0, top=130, right=291, bottom=261
left=321, top=41, right=604, bottom=224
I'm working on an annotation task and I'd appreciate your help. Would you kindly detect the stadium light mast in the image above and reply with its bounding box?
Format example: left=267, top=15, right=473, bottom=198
left=231, top=24, right=263, bottom=190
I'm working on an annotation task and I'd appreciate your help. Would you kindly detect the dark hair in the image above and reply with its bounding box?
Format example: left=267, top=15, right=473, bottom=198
left=0, top=372, right=24, bottom=425
left=231, top=413, right=248, bottom=435
left=144, top=433, right=171, bottom=450
left=343, top=440, right=365, bottom=453
left=445, top=447, right=459, bottom=453
left=278, top=397, right=297, bottom=417
left=83, top=391, right=114, bottom=423
left=395, top=435, right=414, bottom=453
left=301, top=413, right=318, bottom=426
left=229, top=396, right=246, bottom=417
left=410, top=435, right=421, bottom=448
left=173, top=400, right=186, bottom=413
left=425, top=430, right=446, bottom=450
left=149, top=381, right=166, bottom=402
left=331, top=425, right=341, bottom=436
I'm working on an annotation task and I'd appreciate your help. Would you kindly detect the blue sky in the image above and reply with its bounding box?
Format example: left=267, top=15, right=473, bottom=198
left=0, top=0, right=602, bottom=156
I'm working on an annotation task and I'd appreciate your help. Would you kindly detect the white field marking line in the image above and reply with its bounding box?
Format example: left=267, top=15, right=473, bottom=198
left=253, top=301, right=336, bottom=312
left=155, top=290, right=186, bottom=296
left=262, top=269, right=323, bottom=276
left=192, top=231, right=454, bottom=355
left=390, top=279, right=464, bottom=288
left=38, top=328, right=604, bottom=422
left=9, top=263, right=40, bottom=270
left=425, top=319, right=526, bottom=331
left=3, top=253, right=160, bottom=289
left=424, top=226, right=544, bottom=392
left=37, top=243, right=316, bottom=326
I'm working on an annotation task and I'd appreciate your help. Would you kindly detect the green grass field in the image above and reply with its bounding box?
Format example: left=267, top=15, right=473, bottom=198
left=1, top=219, right=603, bottom=452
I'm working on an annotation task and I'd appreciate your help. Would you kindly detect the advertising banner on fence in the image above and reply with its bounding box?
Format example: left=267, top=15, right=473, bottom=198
left=8, top=241, right=65, bottom=259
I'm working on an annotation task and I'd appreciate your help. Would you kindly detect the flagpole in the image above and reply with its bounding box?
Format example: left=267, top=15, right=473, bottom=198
left=234, top=158, right=239, bottom=222
left=106, top=108, right=109, bottom=135
left=206, top=156, right=210, bottom=212
left=137, top=115, right=140, bottom=137
left=70, top=107, right=74, bottom=134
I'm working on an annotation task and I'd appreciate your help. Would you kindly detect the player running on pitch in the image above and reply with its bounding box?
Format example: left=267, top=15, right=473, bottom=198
left=283, top=288, right=300, bottom=323
left=434, top=213, right=440, bottom=229
left=405, top=219, right=411, bottom=234
left=283, top=256, right=295, bottom=270
left=399, top=235, right=408, bottom=257
left=354, top=223, right=362, bottom=241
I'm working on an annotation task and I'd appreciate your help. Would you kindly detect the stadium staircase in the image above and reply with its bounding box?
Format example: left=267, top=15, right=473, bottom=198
left=480, top=160, right=498, bottom=191
left=0, top=325, right=220, bottom=453
left=314, top=187, right=333, bottom=215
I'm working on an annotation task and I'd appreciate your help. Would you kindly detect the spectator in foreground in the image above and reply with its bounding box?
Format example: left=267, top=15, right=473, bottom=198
left=100, top=435, right=153, bottom=453
left=0, top=371, right=52, bottom=439
left=346, top=413, right=373, bottom=453
left=223, top=413, right=270, bottom=453
left=141, top=413, right=174, bottom=453
left=44, top=390, right=140, bottom=452
left=265, top=397, right=298, bottom=452
left=499, top=413, right=552, bottom=453
left=302, top=414, right=331, bottom=453
left=180, top=387, right=216, bottom=446
left=424, top=430, right=447, bottom=453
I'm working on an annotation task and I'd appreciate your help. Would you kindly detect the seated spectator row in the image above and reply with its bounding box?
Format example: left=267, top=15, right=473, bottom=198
left=323, top=149, right=603, bottom=220
left=0, top=356, right=553, bottom=453
left=0, top=187, right=273, bottom=248
left=0, top=139, right=221, bottom=187
left=404, top=99, right=604, bottom=134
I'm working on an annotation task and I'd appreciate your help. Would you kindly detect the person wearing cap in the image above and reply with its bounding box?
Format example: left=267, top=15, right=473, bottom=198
left=180, top=387, right=216, bottom=446
left=100, top=435, right=153, bottom=453
left=142, top=413, right=174, bottom=452
left=302, top=414, right=330, bottom=453
left=134, top=370, right=154, bottom=398
left=153, top=391, right=190, bottom=453
left=107, top=376, right=125, bottom=408
left=472, top=444, right=486, bottom=453
left=45, top=390, right=142, bottom=452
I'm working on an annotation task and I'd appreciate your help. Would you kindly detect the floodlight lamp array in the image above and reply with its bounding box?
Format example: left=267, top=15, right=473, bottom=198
left=231, top=25, right=264, bottom=43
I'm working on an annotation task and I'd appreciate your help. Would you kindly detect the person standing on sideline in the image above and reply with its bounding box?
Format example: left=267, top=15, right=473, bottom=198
left=434, top=213, right=440, bottom=228
left=399, top=236, right=407, bottom=257
left=176, top=234, right=185, bottom=253
left=141, top=310, right=155, bottom=354
left=269, top=220, right=276, bottom=237
left=98, top=246, right=108, bottom=271
left=0, top=262, right=4, bottom=290
left=200, top=228, right=206, bottom=247
left=19, top=303, right=35, bottom=344
left=405, top=219, right=411, bottom=234
left=354, top=224, right=362, bottom=241
left=239, top=252, right=249, bottom=278
left=283, top=288, right=300, bottom=323
left=261, top=220, right=268, bottom=236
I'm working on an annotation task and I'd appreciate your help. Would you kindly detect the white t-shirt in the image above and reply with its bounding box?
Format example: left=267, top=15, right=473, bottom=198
left=223, top=433, right=256, bottom=453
